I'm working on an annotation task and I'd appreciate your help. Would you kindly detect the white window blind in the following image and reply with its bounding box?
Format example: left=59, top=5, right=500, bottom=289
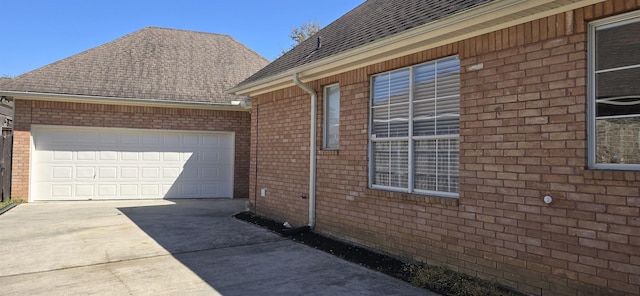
left=370, top=56, right=460, bottom=197
left=372, top=69, right=410, bottom=138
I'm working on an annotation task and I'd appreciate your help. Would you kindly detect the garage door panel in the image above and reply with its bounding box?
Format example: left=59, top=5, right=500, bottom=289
left=76, top=167, right=95, bottom=178
left=143, top=134, right=160, bottom=145
left=201, top=151, right=220, bottom=162
left=183, top=134, right=199, bottom=146
left=142, top=168, right=159, bottom=178
left=121, top=152, right=139, bottom=160
left=53, top=151, right=73, bottom=161
left=98, top=167, right=117, bottom=178
left=121, top=167, right=139, bottom=178
left=163, top=134, right=181, bottom=144
left=52, top=185, right=72, bottom=197
left=202, top=184, right=219, bottom=196
left=76, top=132, right=99, bottom=145
left=142, top=151, right=161, bottom=161
left=100, top=133, right=119, bottom=144
left=52, top=167, right=73, bottom=179
left=32, top=126, right=234, bottom=201
left=180, top=169, right=198, bottom=179
left=99, top=151, right=118, bottom=160
left=121, top=133, right=139, bottom=144
left=162, top=168, right=181, bottom=178
left=77, top=151, right=96, bottom=160
left=202, top=136, right=219, bottom=146
left=201, top=168, right=219, bottom=179
left=141, top=184, right=160, bottom=196
left=76, top=185, right=94, bottom=197
left=98, top=184, right=117, bottom=196
left=120, top=185, right=138, bottom=196
left=163, top=152, right=181, bottom=161
left=182, top=184, right=199, bottom=196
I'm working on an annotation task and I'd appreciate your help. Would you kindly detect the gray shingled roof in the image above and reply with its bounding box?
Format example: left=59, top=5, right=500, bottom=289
left=1, top=27, right=269, bottom=104
left=235, top=0, right=492, bottom=88
left=0, top=78, right=10, bottom=86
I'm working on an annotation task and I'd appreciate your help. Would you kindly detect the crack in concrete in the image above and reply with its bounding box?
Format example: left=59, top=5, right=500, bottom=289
left=105, top=250, right=134, bottom=296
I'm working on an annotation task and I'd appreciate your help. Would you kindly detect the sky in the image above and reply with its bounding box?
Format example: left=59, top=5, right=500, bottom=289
left=0, top=0, right=365, bottom=77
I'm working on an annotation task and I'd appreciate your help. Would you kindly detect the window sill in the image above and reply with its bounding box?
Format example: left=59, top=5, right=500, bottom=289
left=365, top=188, right=459, bottom=207
left=588, top=163, right=640, bottom=171
left=318, top=149, right=339, bottom=156
left=584, top=167, right=640, bottom=182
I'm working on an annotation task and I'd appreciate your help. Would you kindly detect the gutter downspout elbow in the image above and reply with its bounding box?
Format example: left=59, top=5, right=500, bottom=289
left=293, top=73, right=317, bottom=229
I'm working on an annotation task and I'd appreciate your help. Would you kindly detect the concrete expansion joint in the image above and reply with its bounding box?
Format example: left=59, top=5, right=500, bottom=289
left=0, top=253, right=174, bottom=279
left=180, top=238, right=288, bottom=255
left=0, top=238, right=287, bottom=280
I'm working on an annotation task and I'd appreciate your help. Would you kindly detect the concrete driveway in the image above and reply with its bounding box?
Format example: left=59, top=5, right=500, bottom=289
left=0, top=199, right=432, bottom=295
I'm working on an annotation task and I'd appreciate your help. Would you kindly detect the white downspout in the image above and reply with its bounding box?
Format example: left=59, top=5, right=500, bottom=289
left=293, top=73, right=317, bottom=229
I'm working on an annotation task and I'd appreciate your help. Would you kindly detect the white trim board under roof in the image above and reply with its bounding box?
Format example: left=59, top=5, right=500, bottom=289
left=228, top=0, right=606, bottom=97
left=0, top=91, right=250, bottom=111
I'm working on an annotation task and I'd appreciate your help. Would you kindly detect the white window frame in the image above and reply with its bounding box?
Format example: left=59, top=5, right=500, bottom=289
left=368, top=56, right=460, bottom=198
left=588, top=10, right=640, bottom=170
left=323, top=84, right=340, bottom=150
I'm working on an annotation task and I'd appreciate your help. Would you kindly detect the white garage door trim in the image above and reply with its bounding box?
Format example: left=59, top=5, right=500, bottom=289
left=30, top=125, right=235, bottom=201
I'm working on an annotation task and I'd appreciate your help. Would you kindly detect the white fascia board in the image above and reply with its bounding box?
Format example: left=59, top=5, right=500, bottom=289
left=0, top=91, right=250, bottom=111
left=229, top=0, right=605, bottom=97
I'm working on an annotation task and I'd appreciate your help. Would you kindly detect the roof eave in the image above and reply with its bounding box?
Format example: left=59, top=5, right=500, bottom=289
left=0, top=91, right=250, bottom=111
left=228, top=0, right=605, bottom=97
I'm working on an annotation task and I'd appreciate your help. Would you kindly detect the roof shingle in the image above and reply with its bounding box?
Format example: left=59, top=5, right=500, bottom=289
left=1, top=27, right=269, bottom=104
left=235, top=0, right=492, bottom=88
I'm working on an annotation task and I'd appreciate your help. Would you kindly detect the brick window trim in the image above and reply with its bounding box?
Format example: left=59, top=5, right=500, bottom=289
left=583, top=167, right=640, bottom=182
left=318, top=149, right=339, bottom=156
left=365, top=187, right=459, bottom=207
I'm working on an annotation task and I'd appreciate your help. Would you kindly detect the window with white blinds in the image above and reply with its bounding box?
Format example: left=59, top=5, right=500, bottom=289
left=369, top=56, right=460, bottom=197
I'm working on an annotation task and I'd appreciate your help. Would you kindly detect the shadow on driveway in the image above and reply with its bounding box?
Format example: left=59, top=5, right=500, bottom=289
left=118, top=199, right=429, bottom=295
left=0, top=199, right=430, bottom=295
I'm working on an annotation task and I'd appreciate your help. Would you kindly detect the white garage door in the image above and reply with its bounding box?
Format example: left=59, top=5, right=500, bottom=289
left=31, top=126, right=234, bottom=201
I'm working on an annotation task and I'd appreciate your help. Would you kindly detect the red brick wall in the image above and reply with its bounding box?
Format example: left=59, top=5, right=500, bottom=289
left=250, top=1, right=640, bottom=295
left=249, top=89, right=312, bottom=224
left=12, top=99, right=250, bottom=200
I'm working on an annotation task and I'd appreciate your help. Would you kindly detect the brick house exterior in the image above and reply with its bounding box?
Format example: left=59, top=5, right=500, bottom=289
left=230, top=1, right=640, bottom=295
left=1, top=27, right=268, bottom=201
